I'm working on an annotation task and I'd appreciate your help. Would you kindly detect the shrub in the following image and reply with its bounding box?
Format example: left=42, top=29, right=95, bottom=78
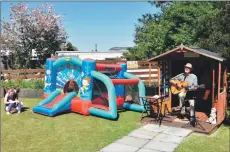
left=1, top=79, right=45, bottom=89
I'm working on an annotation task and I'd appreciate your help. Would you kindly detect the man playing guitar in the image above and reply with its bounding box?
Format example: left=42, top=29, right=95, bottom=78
left=170, top=63, right=198, bottom=126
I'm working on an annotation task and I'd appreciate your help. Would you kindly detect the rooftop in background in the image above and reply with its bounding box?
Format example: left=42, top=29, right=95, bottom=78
left=55, top=47, right=129, bottom=60
left=56, top=46, right=131, bottom=53
left=109, top=47, right=131, bottom=52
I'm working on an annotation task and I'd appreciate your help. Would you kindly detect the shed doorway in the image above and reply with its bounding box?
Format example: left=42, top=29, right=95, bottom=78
left=170, top=60, right=213, bottom=113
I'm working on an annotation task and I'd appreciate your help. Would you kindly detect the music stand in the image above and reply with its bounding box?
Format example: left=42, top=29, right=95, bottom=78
left=155, top=86, right=172, bottom=126
left=139, top=96, right=170, bottom=127
left=181, top=90, right=206, bottom=131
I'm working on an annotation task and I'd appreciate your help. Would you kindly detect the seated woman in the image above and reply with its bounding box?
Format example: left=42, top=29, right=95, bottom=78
left=4, top=89, right=23, bottom=114
left=125, top=95, right=134, bottom=103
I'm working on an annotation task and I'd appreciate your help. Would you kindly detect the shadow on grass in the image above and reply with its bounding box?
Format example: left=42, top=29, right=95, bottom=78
left=88, top=113, right=121, bottom=121
left=223, top=118, right=230, bottom=126
left=54, top=110, right=72, bottom=117
left=117, top=109, right=127, bottom=113
left=30, top=110, right=73, bottom=120
left=21, top=107, right=30, bottom=113
left=7, top=106, right=30, bottom=114
left=223, top=115, right=230, bottom=126
left=31, top=109, right=136, bottom=121
left=223, top=106, right=230, bottom=126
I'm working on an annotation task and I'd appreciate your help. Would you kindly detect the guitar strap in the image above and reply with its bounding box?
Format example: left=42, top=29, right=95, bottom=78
left=183, top=73, right=187, bottom=81
left=183, top=73, right=188, bottom=92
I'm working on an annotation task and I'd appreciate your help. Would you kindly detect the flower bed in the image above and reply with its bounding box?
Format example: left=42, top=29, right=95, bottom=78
left=1, top=79, right=44, bottom=98
left=1, top=79, right=44, bottom=89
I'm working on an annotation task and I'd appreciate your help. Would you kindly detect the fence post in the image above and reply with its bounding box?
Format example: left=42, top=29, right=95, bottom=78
left=157, top=65, right=161, bottom=95
left=148, top=62, right=151, bottom=86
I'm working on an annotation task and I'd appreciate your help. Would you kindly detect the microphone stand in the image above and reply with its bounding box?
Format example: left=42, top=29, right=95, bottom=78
left=157, top=87, right=164, bottom=126
left=182, top=89, right=205, bottom=131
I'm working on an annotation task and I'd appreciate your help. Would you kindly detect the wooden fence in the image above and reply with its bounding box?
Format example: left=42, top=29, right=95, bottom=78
left=1, top=69, right=45, bottom=80
left=126, top=61, right=159, bottom=86
left=96, top=60, right=159, bottom=86
left=1, top=60, right=159, bottom=86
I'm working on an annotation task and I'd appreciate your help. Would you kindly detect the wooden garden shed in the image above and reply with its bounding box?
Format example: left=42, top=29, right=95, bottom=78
left=147, top=44, right=228, bottom=125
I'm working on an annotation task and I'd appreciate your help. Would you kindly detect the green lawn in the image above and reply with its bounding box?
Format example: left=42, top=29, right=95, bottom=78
left=175, top=107, right=230, bottom=152
left=1, top=98, right=141, bottom=152
left=2, top=98, right=229, bottom=152
left=175, top=125, right=229, bottom=152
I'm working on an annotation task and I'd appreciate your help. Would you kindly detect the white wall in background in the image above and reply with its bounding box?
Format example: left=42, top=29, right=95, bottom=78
left=55, top=51, right=126, bottom=60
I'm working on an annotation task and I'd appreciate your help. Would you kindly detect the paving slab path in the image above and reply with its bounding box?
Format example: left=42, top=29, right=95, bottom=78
left=100, top=124, right=193, bottom=152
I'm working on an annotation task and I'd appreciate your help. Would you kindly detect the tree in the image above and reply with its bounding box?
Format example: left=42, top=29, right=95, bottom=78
left=124, top=2, right=230, bottom=60
left=1, top=3, right=67, bottom=68
left=196, top=2, right=230, bottom=58
left=65, top=42, right=78, bottom=51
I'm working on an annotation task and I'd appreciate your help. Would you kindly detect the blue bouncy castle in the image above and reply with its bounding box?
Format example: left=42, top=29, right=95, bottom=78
left=33, top=57, right=147, bottom=120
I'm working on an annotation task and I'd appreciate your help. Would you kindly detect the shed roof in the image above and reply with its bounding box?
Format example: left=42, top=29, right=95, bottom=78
left=147, top=44, right=226, bottom=62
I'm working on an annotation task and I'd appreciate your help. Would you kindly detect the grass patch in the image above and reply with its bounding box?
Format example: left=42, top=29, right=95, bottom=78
left=2, top=98, right=229, bottom=152
left=1, top=98, right=141, bottom=152
left=175, top=108, right=230, bottom=152
left=175, top=126, right=229, bottom=152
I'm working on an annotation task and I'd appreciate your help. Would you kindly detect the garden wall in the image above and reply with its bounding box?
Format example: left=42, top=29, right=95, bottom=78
left=1, top=87, right=43, bottom=98
left=18, top=89, right=43, bottom=98
left=0, top=87, right=4, bottom=98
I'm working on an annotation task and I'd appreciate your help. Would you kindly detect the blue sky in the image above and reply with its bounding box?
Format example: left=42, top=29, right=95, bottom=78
left=2, top=2, right=160, bottom=51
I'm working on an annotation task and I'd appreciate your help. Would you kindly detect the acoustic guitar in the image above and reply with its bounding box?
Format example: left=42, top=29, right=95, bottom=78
left=171, top=80, right=205, bottom=95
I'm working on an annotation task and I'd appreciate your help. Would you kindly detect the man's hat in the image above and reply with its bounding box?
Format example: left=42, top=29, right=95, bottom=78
left=184, top=63, right=193, bottom=69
